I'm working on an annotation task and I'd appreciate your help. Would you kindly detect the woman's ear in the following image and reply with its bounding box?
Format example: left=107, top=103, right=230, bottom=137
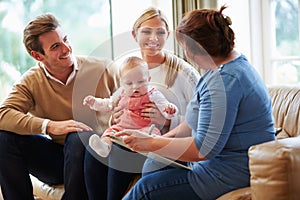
left=131, top=30, right=137, bottom=41
left=167, top=31, right=170, bottom=39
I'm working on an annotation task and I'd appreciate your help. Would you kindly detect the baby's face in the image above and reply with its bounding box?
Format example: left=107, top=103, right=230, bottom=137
left=121, top=67, right=149, bottom=97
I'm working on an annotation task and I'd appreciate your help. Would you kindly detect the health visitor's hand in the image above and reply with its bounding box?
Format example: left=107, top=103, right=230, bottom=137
left=47, top=120, right=93, bottom=135
left=115, top=129, right=154, bottom=152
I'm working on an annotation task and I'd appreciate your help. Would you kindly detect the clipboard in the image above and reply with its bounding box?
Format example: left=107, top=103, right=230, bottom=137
left=110, top=136, right=192, bottom=171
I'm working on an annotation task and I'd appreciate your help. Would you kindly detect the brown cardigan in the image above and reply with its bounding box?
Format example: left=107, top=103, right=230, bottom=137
left=0, top=56, right=120, bottom=144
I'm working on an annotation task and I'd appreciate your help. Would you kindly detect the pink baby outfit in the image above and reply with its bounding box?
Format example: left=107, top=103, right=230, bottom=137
left=105, top=87, right=164, bottom=136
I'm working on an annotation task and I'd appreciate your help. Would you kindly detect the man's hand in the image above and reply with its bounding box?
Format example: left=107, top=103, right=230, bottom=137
left=47, top=120, right=93, bottom=135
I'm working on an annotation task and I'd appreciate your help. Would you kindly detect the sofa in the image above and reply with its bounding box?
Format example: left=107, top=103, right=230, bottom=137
left=217, top=85, right=300, bottom=200
left=1, top=85, right=299, bottom=200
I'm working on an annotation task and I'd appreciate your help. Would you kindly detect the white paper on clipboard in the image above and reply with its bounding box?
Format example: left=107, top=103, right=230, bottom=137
left=110, top=136, right=192, bottom=171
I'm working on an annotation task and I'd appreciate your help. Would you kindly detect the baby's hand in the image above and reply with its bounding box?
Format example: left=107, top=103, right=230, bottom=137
left=164, top=104, right=177, bottom=115
left=83, top=95, right=95, bottom=107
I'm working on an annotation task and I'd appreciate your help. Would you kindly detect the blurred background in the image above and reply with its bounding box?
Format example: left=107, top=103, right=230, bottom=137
left=0, top=0, right=299, bottom=102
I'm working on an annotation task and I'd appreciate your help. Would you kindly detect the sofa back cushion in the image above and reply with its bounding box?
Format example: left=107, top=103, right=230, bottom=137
left=268, top=86, right=300, bottom=139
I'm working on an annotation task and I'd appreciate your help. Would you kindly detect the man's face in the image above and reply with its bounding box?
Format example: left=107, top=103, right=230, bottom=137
left=33, top=26, right=74, bottom=76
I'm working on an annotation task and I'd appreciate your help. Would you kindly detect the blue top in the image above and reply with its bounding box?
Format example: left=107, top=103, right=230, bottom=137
left=185, top=54, right=275, bottom=196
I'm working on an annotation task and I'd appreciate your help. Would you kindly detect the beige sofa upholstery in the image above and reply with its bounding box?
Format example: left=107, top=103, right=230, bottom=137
left=218, top=85, right=300, bottom=200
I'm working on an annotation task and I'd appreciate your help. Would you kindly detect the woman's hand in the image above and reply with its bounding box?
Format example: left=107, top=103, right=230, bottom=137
left=116, top=127, right=202, bottom=162
left=141, top=102, right=170, bottom=129
left=110, top=95, right=122, bottom=125
left=115, top=129, right=154, bottom=152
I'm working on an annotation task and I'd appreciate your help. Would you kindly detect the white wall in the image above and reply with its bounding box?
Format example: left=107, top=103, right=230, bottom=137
left=218, top=0, right=251, bottom=61
left=110, top=0, right=174, bottom=59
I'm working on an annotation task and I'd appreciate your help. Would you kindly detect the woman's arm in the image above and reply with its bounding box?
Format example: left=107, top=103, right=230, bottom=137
left=163, top=121, right=191, bottom=138
left=115, top=127, right=205, bottom=162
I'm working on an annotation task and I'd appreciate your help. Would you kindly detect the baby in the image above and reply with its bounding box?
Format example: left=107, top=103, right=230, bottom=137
left=83, top=56, right=178, bottom=157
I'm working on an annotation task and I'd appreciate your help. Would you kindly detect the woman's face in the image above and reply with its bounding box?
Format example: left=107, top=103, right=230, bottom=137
left=134, top=16, right=169, bottom=57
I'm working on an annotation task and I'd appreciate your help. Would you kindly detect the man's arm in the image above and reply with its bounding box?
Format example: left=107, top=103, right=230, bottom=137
left=0, top=81, right=45, bottom=134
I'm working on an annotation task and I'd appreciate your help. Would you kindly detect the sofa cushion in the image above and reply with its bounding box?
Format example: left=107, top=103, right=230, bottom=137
left=216, top=187, right=251, bottom=200
left=268, top=86, right=300, bottom=139
left=249, top=137, right=300, bottom=200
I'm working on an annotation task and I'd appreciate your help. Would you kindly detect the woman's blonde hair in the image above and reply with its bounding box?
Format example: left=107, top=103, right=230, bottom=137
left=132, top=7, right=169, bottom=33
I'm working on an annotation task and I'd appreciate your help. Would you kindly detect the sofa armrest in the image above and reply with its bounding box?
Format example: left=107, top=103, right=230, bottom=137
left=216, top=187, right=251, bottom=200
left=248, top=137, right=300, bottom=200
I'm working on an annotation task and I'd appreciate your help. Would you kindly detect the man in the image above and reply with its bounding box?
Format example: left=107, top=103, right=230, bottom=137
left=0, top=13, right=119, bottom=199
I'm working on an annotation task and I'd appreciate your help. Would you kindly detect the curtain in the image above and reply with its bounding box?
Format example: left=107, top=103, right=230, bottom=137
left=172, top=0, right=218, bottom=64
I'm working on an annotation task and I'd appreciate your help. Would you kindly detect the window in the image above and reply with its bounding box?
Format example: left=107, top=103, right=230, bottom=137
left=0, top=0, right=112, bottom=102
left=219, top=0, right=300, bottom=86
left=0, top=0, right=172, bottom=102
left=2, top=0, right=298, bottom=104
left=258, top=0, right=300, bottom=85
left=268, top=0, right=300, bottom=85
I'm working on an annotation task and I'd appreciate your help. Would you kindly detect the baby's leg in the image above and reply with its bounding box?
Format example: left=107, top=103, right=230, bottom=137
left=89, top=127, right=122, bottom=157
left=89, top=134, right=111, bottom=157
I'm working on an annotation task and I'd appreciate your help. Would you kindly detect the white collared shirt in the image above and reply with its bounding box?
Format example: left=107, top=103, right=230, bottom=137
left=40, top=55, right=78, bottom=85
left=40, top=55, right=78, bottom=134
